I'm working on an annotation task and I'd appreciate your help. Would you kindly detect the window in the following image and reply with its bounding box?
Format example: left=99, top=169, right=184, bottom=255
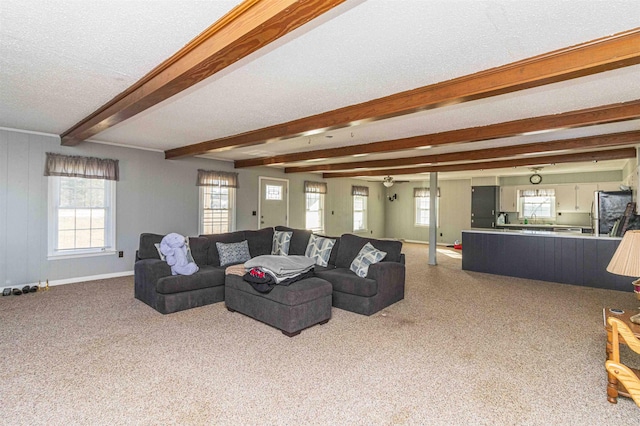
left=197, top=169, right=238, bottom=234
left=200, top=185, right=236, bottom=234
left=304, top=181, right=327, bottom=233
left=518, top=188, right=556, bottom=220
left=45, top=153, right=118, bottom=259
left=265, top=184, right=282, bottom=200
left=415, top=196, right=430, bottom=226
left=414, top=187, right=439, bottom=226
left=305, top=193, right=324, bottom=233
left=352, top=185, right=369, bottom=232
left=353, top=195, right=367, bottom=231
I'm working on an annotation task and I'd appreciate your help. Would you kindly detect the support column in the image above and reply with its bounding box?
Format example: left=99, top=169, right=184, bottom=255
left=428, top=172, right=438, bottom=265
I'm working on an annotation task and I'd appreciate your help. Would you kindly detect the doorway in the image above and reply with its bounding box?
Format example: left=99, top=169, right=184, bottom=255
left=258, top=177, right=289, bottom=228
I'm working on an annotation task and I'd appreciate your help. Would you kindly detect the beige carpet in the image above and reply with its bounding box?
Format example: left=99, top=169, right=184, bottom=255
left=1, top=243, right=638, bottom=425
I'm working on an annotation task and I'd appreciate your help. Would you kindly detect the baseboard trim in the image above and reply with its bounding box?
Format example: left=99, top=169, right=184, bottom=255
left=402, top=239, right=451, bottom=246
left=1, top=271, right=134, bottom=291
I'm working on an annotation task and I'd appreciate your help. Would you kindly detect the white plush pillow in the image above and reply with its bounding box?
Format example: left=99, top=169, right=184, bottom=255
left=216, top=240, right=251, bottom=266
left=272, top=231, right=292, bottom=256
left=305, top=234, right=336, bottom=267
left=349, top=242, right=387, bottom=278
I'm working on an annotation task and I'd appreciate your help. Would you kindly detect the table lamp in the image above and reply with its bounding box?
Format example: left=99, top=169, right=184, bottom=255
left=607, top=230, right=640, bottom=323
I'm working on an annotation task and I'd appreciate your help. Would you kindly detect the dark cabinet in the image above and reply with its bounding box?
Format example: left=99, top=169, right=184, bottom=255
left=471, top=186, right=499, bottom=228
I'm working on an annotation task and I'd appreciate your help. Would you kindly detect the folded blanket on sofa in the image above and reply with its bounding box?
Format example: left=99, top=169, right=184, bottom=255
left=244, top=255, right=315, bottom=276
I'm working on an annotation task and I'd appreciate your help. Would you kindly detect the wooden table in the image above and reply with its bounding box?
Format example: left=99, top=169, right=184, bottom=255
left=603, top=307, right=640, bottom=403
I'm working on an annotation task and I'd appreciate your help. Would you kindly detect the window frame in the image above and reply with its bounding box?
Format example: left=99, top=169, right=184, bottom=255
left=415, top=195, right=439, bottom=227
left=199, top=184, right=236, bottom=235
left=353, top=194, right=368, bottom=232
left=47, top=176, right=116, bottom=260
left=517, top=189, right=556, bottom=220
left=305, top=192, right=325, bottom=233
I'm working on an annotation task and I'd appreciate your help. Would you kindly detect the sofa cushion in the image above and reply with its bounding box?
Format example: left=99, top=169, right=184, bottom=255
left=275, top=226, right=312, bottom=255
left=156, top=266, right=225, bottom=294
left=245, top=228, right=274, bottom=257
left=138, top=233, right=164, bottom=260
left=201, top=231, right=246, bottom=266
left=315, top=268, right=377, bottom=297
left=305, top=234, right=336, bottom=267
left=349, top=242, right=386, bottom=278
left=188, top=237, right=210, bottom=267
left=335, top=234, right=402, bottom=268
left=272, top=230, right=292, bottom=256
left=217, top=240, right=251, bottom=266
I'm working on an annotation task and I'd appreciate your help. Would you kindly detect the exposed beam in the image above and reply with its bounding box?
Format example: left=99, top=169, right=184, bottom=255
left=236, top=100, right=640, bottom=168
left=60, top=0, right=347, bottom=145
left=167, top=28, right=640, bottom=159
left=321, top=148, right=637, bottom=178
left=284, top=131, right=640, bottom=173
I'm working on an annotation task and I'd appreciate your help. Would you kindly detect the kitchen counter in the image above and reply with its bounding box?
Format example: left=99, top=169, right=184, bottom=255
left=461, top=230, right=629, bottom=291
left=496, top=223, right=592, bottom=233
left=469, top=228, right=618, bottom=239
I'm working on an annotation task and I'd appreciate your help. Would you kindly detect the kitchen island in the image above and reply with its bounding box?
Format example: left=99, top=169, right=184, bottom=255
left=461, top=229, right=630, bottom=291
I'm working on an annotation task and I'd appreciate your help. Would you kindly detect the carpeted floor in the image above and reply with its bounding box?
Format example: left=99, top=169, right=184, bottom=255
left=1, top=243, right=638, bottom=425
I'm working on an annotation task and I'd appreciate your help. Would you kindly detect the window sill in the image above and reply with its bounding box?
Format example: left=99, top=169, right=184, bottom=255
left=47, top=250, right=117, bottom=261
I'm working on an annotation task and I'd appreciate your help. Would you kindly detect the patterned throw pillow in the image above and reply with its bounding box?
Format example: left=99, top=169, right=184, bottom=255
left=216, top=240, right=251, bottom=266
left=272, top=231, right=293, bottom=256
left=156, top=238, right=195, bottom=263
left=350, top=242, right=387, bottom=278
left=305, top=234, right=336, bottom=267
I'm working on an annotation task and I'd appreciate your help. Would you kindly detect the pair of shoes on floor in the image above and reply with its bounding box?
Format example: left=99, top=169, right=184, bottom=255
left=2, top=286, right=39, bottom=296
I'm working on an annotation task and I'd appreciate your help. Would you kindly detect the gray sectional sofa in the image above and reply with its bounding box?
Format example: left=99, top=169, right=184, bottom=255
left=134, top=226, right=405, bottom=325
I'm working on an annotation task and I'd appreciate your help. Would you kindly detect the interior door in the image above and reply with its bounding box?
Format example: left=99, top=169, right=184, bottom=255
left=259, top=177, right=288, bottom=228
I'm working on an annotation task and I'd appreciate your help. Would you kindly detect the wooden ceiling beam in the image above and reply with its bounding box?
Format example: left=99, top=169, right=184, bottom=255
left=236, top=100, right=640, bottom=168
left=284, top=130, right=640, bottom=173
left=167, top=28, right=640, bottom=159
left=321, top=148, right=637, bottom=178
left=60, top=0, right=347, bottom=145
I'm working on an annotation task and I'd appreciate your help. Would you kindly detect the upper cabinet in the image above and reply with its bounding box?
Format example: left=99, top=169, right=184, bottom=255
left=555, top=185, right=576, bottom=212
left=555, top=182, right=619, bottom=213
left=575, top=183, right=598, bottom=213
left=500, top=186, right=517, bottom=212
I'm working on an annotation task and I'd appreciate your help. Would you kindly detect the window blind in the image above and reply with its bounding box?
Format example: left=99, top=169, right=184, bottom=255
left=196, top=170, right=239, bottom=188
left=351, top=185, right=369, bottom=196
left=44, top=153, right=119, bottom=181
left=304, top=181, right=327, bottom=194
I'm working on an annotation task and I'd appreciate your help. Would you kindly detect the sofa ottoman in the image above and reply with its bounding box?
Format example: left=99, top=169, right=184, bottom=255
left=225, top=274, right=332, bottom=337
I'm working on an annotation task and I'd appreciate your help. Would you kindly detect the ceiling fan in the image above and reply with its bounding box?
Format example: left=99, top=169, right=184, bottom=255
left=382, top=176, right=409, bottom=187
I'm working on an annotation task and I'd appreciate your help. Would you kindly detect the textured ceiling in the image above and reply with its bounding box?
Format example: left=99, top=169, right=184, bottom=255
left=1, top=0, right=639, bottom=181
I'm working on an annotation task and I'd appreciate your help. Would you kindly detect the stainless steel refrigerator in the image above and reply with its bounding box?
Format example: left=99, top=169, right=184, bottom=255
left=592, top=191, right=633, bottom=236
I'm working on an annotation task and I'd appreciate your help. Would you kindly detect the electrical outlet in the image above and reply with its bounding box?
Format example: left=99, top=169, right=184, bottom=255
left=118, top=251, right=124, bottom=258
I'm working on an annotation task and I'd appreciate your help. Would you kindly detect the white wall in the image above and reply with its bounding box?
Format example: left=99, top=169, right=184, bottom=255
left=384, top=179, right=472, bottom=245
left=0, top=128, right=385, bottom=287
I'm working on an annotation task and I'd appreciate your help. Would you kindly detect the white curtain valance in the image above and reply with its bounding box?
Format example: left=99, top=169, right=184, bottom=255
left=304, top=181, right=327, bottom=194
left=521, top=188, right=555, bottom=197
left=351, top=185, right=369, bottom=197
left=196, top=170, right=239, bottom=188
left=44, top=152, right=119, bottom=181
left=413, top=187, right=441, bottom=197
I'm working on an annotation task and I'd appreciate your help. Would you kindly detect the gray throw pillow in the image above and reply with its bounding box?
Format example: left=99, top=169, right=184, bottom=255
left=272, top=231, right=293, bottom=256
left=349, top=242, right=387, bottom=278
left=216, top=240, right=251, bottom=266
left=305, top=234, right=336, bottom=267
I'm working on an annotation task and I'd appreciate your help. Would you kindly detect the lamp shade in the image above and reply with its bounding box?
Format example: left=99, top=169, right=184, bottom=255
left=606, top=230, right=640, bottom=277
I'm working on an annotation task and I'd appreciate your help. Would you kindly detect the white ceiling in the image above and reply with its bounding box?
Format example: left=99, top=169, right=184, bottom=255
left=1, top=0, right=639, bottom=182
